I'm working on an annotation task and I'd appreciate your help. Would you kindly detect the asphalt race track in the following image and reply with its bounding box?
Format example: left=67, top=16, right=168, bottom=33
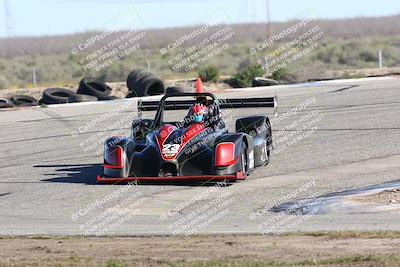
left=0, top=77, right=399, bottom=236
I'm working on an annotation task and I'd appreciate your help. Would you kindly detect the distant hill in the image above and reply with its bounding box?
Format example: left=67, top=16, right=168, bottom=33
left=0, top=15, right=399, bottom=88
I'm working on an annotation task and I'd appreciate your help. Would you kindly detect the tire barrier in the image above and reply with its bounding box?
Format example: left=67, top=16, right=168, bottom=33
left=165, top=86, right=186, bottom=94
left=10, top=95, right=39, bottom=106
left=126, top=68, right=152, bottom=91
left=68, top=93, right=98, bottom=103
left=77, top=78, right=112, bottom=98
left=41, top=88, right=75, bottom=104
left=0, top=102, right=15, bottom=108
left=98, top=95, right=120, bottom=101
left=126, top=69, right=165, bottom=97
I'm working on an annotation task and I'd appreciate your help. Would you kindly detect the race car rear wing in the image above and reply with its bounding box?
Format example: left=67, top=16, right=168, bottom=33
left=138, top=95, right=278, bottom=115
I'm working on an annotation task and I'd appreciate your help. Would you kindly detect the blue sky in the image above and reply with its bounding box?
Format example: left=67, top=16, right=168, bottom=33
left=0, top=0, right=399, bottom=37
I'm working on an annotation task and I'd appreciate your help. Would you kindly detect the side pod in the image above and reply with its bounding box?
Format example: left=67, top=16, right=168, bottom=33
left=211, top=133, right=254, bottom=176
left=103, top=136, right=135, bottom=178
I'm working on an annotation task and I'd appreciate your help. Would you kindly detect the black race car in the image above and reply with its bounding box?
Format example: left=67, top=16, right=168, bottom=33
left=97, top=91, right=277, bottom=183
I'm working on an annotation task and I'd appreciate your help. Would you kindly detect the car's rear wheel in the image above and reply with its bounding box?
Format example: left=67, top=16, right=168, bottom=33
left=264, top=129, right=272, bottom=166
left=264, top=143, right=270, bottom=165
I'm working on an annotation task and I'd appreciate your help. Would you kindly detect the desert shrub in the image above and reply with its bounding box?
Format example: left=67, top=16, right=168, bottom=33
left=271, top=67, right=290, bottom=80
left=198, top=66, right=219, bottom=82
left=288, top=63, right=329, bottom=82
left=229, top=65, right=264, bottom=88
left=0, top=75, right=10, bottom=89
left=359, top=50, right=376, bottom=62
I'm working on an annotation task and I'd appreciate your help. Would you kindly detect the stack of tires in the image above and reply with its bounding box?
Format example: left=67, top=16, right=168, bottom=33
left=126, top=69, right=165, bottom=97
left=77, top=78, right=117, bottom=101
left=165, top=86, right=186, bottom=94
left=39, top=78, right=117, bottom=105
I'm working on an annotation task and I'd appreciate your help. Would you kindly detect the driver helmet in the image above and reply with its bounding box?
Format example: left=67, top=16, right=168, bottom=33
left=192, top=103, right=207, bottom=123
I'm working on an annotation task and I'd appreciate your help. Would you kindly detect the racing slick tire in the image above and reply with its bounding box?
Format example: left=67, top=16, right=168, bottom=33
left=41, top=88, right=75, bottom=104
left=77, top=78, right=112, bottom=98
left=10, top=95, right=39, bottom=106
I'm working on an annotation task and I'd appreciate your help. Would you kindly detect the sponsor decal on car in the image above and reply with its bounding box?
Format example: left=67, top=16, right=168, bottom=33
left=162, top=144, right=181, bottom=158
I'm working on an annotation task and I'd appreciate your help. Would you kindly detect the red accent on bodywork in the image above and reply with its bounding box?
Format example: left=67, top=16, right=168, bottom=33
left=96, top=171, right=246, bottom=183
left=215, top=142, right=236, bottom=167
left=157, top=123, right=207, bottom=160
left=156, top=124, right=176, bottom=159
left=104, top=146, right=123, bottom=169
left=183, top=123, right=205, bottom=142
left=157, top=124, right=176, bottom=145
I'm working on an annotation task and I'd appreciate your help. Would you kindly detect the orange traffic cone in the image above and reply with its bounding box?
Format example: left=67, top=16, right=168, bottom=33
left=195, top=78, right=203, bottom=93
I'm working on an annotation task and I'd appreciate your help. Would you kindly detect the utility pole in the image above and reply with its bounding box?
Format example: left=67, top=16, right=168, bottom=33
left=32, top=67, right=37, bottom=88
left=265, top=0, right=271, bottom=76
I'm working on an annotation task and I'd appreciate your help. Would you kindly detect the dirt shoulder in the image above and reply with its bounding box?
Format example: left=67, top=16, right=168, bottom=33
left=352, top=189, right=400, bottom=204
left=0, top=79, right=232, bottom=100
left=1, top=232, right=400, bottom=267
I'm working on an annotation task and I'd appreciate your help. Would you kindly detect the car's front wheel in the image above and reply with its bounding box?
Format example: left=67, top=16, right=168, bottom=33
left=240, top=143, right=248, bottom=174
